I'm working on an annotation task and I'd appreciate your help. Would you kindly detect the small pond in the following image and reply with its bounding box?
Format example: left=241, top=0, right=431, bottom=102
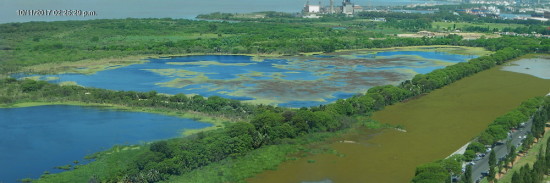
left=0, top=105, right=210, bottom=183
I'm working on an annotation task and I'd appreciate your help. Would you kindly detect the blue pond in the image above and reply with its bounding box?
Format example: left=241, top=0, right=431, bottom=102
left=0, top=105, right=211, bottom=183
left=27, top=50, right=478, bottom=107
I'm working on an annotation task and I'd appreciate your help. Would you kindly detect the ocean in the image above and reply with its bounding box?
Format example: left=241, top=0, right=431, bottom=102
left=1, top=0, right=450, bottom=23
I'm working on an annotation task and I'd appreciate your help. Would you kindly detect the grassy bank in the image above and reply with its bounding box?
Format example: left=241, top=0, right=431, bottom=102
left=331, top=45, right=492, bottom=56
left=35, top=122, right=354, bottom=183
left=165, top=129, right=348, bottom=183
left=34, top=144, right=146, bottom=183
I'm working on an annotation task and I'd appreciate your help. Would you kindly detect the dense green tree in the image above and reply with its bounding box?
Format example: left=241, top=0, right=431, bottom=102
left=466, top=142, right=485, bottom=153
left=150, top=141, right=172, bottom=158
left=478, top=132, right=495, bottom=145
left=488, top=150, right=496, bottom=181
left=412, top=162, right=449, bottom=183
left=20, top=79, right=47, bottom=92
left=486, top=125, right=508, bottom=141
left=463, top=164, right=472, bottom=183
left=250, top=111, right=284, bottom=139
left=508, top=145, right=516, bottom=167
left=463, top=150, right=476, bottom=162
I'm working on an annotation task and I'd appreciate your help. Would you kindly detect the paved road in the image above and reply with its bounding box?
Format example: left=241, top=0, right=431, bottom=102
left=470, top=118, right=533, bottom=183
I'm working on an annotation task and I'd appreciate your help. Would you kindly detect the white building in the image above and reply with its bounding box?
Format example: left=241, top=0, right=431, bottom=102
left=342, top=0, right=354, bottom=15
left=305, top=5, right=321, bottom=13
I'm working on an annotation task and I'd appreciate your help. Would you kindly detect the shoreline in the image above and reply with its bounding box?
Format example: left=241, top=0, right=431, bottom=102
left=0, top=101, right=231, bottom=136
left=21, top=52, right=285, bottom=75
left=20, top=45, right=491, bottom=76
left=330, top=45, right=492, bottom=56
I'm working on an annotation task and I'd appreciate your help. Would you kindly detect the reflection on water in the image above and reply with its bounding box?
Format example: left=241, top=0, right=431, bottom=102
left=501, top=56, right=550, bottom=79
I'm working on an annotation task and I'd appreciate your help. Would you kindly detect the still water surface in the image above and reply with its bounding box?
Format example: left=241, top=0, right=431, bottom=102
left=30, top=51, right=476, bottom=107
left=0, top=105, right=210, bottom=183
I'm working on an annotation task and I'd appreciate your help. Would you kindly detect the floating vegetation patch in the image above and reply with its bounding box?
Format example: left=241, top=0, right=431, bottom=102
left=166, top=61, right=255, bottom=67
left=26, top=46, right=488, bottom=107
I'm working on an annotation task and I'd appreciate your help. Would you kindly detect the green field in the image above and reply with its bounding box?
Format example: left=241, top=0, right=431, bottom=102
left=246, top=57, right=550, bottom=183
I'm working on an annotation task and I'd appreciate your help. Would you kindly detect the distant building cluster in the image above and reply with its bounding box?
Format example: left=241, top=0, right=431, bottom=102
left=302, top=0, right=364, bottom=17
left=463, top=0, right=543, bottom=6
left=455, top=5, right=550, bottom=21
left=499, top=31, right=550, bottom=38
left=456, top=6, right=501, bottom=17
left=464, top=0, right=514, bottom=6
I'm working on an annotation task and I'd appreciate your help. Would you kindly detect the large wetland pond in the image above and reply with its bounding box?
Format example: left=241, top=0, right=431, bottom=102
left=27, top=46, right=483, bottom=107
left=6, top=46, right=489, bottom=182
left=0, top=105, right=210, bottom=183
left=247, top=56, right=550, bottom=183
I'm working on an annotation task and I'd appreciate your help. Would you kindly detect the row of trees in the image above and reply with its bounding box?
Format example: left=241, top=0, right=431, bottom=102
left=461, top=25, right=550, bottom=35
left=474, top=101, right=550, bottom=182
left=3, top=16, right=548, bottom=75
left=510, top=135, right=550, bottom=183
left=198, top=7, right=548, bottom=27
left=477, top=97, right=545, bottom=146
left=1, top=78, right=257, bottom=121
left=412, top=155, right=463, bottom=183
left=413, top=96, right=550, bottom=183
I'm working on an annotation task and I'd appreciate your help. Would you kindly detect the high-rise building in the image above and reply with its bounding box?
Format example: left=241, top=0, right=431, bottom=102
left=330, top=0, right=334, bottom=14
left=342, top=0, right=354, bottom=15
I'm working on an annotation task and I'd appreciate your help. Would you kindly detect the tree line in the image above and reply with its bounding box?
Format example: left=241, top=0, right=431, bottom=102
left=510, top=135, right=550, bottom=183
left=412, top=96, right=550, bottom=183
left=2, top=17, right=549, bottom=75
left=1, top=78, right=256, bottom=121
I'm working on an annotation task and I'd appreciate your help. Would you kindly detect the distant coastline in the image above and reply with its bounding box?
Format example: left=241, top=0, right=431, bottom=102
left=0, top=0, right=454, bottom=24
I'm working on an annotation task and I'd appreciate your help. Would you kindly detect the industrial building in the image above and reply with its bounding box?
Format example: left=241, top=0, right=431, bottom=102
left=302, top=0, right=364, bottom=17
